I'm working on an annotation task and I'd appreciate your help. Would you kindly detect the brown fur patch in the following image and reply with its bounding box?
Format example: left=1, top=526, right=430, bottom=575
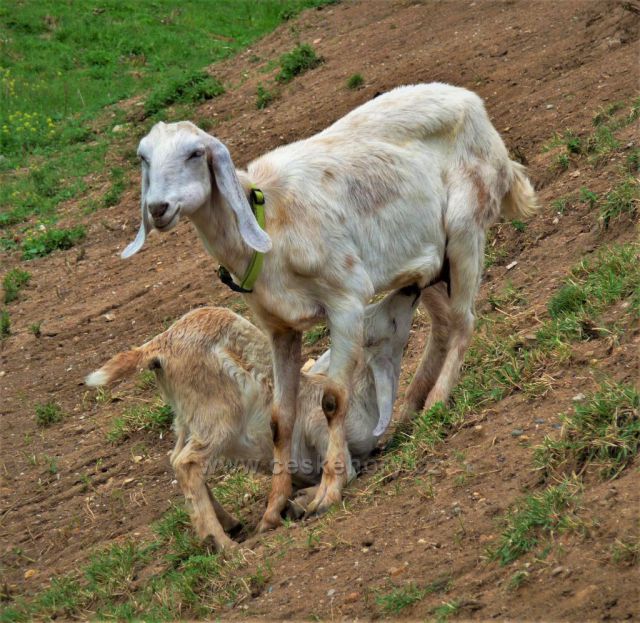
left=343, top=254, right=356, bottom=271
left=466, top=167, right=496, bottom=227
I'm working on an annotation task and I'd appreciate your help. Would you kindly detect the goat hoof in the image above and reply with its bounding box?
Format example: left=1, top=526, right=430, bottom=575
left=256, top=515, right=281, bottom=534
left=203, top=534, right=238, bottom=554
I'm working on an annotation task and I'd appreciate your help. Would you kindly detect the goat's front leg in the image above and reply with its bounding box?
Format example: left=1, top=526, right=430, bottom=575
left=257, top=329, right=302, bottom=533
left=306, top=302, right=364, bottom=515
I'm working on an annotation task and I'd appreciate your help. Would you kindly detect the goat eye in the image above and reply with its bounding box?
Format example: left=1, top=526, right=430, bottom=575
left=188, top=149, right=204, bottom=160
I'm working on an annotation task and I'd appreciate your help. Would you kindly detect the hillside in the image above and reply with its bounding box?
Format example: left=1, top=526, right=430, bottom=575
left=1, top=0, right=638, bottom=620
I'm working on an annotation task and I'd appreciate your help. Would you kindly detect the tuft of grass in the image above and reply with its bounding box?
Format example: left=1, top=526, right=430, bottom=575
left=490, top=478, right=582, bottom=565
left=626, top=148, right=640, bottom=174
left=511, top=219, right=526, bottom=232
left=256, top=83, right=276, bottom=109
left=579, top=187, right=598, bottom=209
left=102, top=167, right=126, bottom=208
left=304, top=324, right=328, bottom=346
left=534, top=382, right=640, bottom=480
left=376, top=578, right=451, bottom=615
left=506, top=570, right=530, bottom=591
left=144, top=71, right=224, bottom=117
left=35, top=401, right=64, bottom=427
left=599, top=178, right=638, bottom=228
left=432, top=601, right=460, bottom=622
left=276, top=43, right=322, bottom=83
left=554, top=152, right=570, bottom=171
left=0, top=309, right=10, bottom=338
left=107, top=402, right=173, bottom=442
left=21, top=226, right=86, bottom=260
left=29, top=321, right=42, bottom=337
left=346, top=73, right=364, bottom=89
left=611, top=536, right=639, bottom=565
left=3, top=268, right=31, bottom=304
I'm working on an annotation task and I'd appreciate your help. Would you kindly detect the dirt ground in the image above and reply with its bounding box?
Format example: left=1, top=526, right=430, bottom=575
left=1, top=0, right=639, bottom=620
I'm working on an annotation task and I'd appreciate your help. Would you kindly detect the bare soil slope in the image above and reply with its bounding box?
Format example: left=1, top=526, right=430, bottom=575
left=1, top=0, right=639, bottom=620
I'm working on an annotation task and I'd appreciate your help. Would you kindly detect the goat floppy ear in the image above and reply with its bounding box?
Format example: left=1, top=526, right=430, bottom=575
left=370, top=355, right=397, bottom=437
left=122, top=168, right=151, bottom=258
left=203, top=134, right=272, bottom=253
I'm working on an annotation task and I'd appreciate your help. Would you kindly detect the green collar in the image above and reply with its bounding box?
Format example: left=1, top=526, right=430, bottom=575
left=217, top=186, right=265, bottom=294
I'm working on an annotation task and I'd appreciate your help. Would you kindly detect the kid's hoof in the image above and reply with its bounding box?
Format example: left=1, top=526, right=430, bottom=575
left=256, top=514, right=281, bottom=534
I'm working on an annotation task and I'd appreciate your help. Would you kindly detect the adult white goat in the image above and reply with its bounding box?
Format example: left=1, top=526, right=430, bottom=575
left=87, top=286, right=421, bottom=551
left=122, top=82, right=537, bottom=531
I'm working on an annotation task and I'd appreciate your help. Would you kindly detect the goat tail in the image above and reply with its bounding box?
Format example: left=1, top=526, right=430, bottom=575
left=86, top=348, right=149, bottom=387
left=501, top=160, right=538, bottom=220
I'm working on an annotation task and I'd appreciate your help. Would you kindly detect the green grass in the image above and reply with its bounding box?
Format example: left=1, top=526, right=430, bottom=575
left=599, top=178, right=638, bottom=228
left=276, top=43, right=322, bottom=83
left=2, top=268, right=30, bottom=303
left=0, top=308, right=10, bottom=338
left=534, top=382, right=640, bottom=480
left=346, top=73, right=364, bottom=89
left=256, top=83, right=276, bottom=109
left=0, top=0, right=332, bottom=227
left=101, top=167, right=127, bottom=209
left=490, top=478, right=583, bottom=565
left=144, top=71, right=224, bottom=117
left=35, top=401, right=64, bottom=427
left=304, top=324, right=328, bottom=346
left=432, top=601, right=460, bottom=622
left=107, top=401, right=173, bottom=442
left=376, top=578, right=450, bottom=615
left=20, top=225, right=86, bottom=259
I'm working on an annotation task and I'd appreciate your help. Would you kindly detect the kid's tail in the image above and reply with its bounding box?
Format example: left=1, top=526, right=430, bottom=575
left=86, top=348, right=147, bottom=387
left=501, top=161, right=538, bottom=220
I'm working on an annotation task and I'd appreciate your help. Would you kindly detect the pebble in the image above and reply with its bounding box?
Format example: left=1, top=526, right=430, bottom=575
left=388, top=566, right=405, bottom=577
left=24, top=569, right=37, bottom=580
left=551, top=566, right=564, bottom=576
left=534, top=418, right=545, bottom=424
left=572, top=393, right=586, bottom=402
left=511, top=428, right=525, bottom=437
left=344, top=591, right=360, bottom=604
left=327, top=589, right=336, bottom=598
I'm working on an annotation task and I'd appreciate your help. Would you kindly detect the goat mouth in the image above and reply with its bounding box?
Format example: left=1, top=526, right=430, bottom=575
left=155, top=209, right=180, bottom=232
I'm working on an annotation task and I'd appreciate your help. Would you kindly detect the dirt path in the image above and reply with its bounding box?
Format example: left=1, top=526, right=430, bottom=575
left=1, top=0, right=639, bottom=620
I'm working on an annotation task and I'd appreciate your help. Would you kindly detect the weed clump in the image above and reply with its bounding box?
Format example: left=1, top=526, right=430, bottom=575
left=346, top=73, right=364, bottom=89
left=144, top=71, right=224, bottom=117
left=256, top=83, right=276, bottom=109
left=35, top=401, right=64, bottom=427
left=107, top=402, right=173, bottom=442
left=0, top=309, right=10, bottom=338
left=21, top=226, right=85, bottom=260
left=3, top=268, right=31, bottom=303
left=276, top=44, right=322, bottom=83
left=534, top=382, right=640, bottom=479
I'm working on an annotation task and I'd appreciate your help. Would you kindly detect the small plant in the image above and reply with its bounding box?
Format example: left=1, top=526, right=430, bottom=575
left=611, top=536, right=639, bottom=565
left=534, top=382, right=639, bottom=479
left=21, top=226, right=86, bottom=260
left=304, top=324, right=328, bottom=346
left=554, top=153, right=570, bottom=171
left=579, top=187, right=598, bottom=209
left=346, top=73, right=364, bottom=90
left=107, top=402, right=173, bottom=442
left=29, top=321, right=42, bottom=337
left=432, top=601, right=460, bottom=622
left=256, top=83, right=276, bottom=109
left=376, top=583, right=429, bottom=615
left=1, top=309, right=11, bottom=338
left=626, top=148, right=640, bottom=174
left=276, top=44, right=322, bottom=83
left=136, top=370, right=156, bottom=391
left=552, top=196, right=569, bottom=214
left=102, top=167, right=126, bottom=208
left=599, top=178, right=638, bottom=228
left=3, top=268, right=31, bottom=303
left=564, top=132, right=582, bottom=154
left=511, top=219, right=526, bottom=232
left=507, top=570, right=530, bottom=591
left=490, top=478, right=582, bottom=565
left=35, top=401, right=64, bottom=427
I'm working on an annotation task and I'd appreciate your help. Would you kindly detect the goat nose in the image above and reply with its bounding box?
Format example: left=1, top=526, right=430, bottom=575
left=148, top=201, right=169, bottom=219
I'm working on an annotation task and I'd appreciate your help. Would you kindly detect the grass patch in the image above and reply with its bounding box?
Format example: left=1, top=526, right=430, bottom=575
left=0, top=309, right=10, bottom=338
left=599, top=178, right=638, bottom=228
left=490, top=478, right=583, bottom=565
left=144, top=71, right=224, bottom=117
left=376, top=578, right=450, bottom=615
left=35, top=401, right=64, bottom=427
left=21, top=225, right=85, bottom=260
left=611, top=536, right=639, bottom=565
left=346, top=73, right=364, bottom=89
left=2, top=268, right=30, bottom=304
left=256, top=83, right=276, bottom=109
left=276, top=43, right=322, bottom=83
left=534, top=382, right=640, bottom=480
left=107, top=401, right=173, bottom=442
left=304, top=324, right=328, bottom=346
left=102, top=167, right=127, bottom=208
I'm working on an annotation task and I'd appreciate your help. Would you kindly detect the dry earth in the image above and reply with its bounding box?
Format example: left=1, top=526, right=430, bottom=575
left=1, top=0, right=639, bottom=620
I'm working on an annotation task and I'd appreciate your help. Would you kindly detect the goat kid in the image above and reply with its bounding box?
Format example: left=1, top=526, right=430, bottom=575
left=121, top=82, right=537, bottom=530
left=86, top=286, right=421, bottom=551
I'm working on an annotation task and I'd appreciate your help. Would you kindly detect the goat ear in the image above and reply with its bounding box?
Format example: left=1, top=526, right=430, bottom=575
left=370, top=355, right=397, bottom=437
left=121, top=168, right=151, bottom=258
left=203, top=134, right=272, bottom=253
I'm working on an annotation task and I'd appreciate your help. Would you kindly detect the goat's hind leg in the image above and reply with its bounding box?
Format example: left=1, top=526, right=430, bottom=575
left=173, top=440, right=237, bottom=552
left=399, top=281, right=451, bottom=424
